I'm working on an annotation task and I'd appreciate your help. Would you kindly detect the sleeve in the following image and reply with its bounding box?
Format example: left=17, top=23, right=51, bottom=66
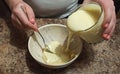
left=78, top=0, right=83, bottom=4
left=113, top=0, right=120, bottom=14
left=78, top=0, right=120, bottom=14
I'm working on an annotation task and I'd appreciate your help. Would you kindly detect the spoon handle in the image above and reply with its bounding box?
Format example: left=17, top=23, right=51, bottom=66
left=38, top=31, right=46, bottom=47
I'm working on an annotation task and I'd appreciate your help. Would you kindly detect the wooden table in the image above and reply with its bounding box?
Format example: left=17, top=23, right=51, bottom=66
left=0, top=18, right=120, bottom=74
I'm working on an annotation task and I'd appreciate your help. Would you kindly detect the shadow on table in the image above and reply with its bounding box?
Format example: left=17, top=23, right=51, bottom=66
left=0, top=1, right=11, bottom=19
left=0, top=0, right=29, bottom=49
left=25, top=41, right=94, bottom=74
left=9, top=25, right=29, bottom=49
left=108, top=19, right=120, bottom=50
left=4, top=18, right=29, bottom=49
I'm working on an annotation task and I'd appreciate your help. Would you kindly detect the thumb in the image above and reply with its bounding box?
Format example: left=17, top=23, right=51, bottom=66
left=24, top=3, right=35, bottom=22
left=30, top=19, right=39, bottom=32
left=25, top=5, right=38, bottom=31
left=22, top=2, right=38, bottom=30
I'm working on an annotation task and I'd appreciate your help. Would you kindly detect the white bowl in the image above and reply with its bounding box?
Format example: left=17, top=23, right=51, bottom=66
left=28, top=24, right=83, bottom=68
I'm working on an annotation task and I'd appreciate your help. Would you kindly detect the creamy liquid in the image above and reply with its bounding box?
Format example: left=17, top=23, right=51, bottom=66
left=42, top=4, right=101, bottom=65
left=67, top=10, right=95, bottom=31
left=67, top=7, right=100, bottom=32
left=65, top=31, right=74, bottom=52
left=42, top=51, right=71, bottom=65
left=42, top=41, right=74, bottom=65
left=67, top=4, right=103, bottom=43
left=67, top=4, right=101, bottom=32
left=42, top=31, right=81, bottom=65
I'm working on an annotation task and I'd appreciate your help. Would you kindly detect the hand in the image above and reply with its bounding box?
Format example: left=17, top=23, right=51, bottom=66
left=11, top=1, right=38, bottom=31
left=83, top=0, right=116, bottom=40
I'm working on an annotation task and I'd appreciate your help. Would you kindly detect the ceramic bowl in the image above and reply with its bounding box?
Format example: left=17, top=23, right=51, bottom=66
left=28, top=24, right=83, bottom=68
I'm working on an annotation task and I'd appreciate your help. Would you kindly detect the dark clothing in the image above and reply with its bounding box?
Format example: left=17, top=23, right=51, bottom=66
left=78, top=0, right=120, bottom=14
left=113, top=0, right=120, bottom=13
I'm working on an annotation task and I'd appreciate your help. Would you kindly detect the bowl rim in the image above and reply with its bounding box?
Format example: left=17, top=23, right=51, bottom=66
left=28, top=24, right=82, bottom=68
left=37, top=24, right=66, bottom=30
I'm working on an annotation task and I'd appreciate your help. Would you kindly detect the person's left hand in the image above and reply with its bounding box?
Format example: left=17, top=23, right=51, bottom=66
left=83, top=0, right=116, bottom=40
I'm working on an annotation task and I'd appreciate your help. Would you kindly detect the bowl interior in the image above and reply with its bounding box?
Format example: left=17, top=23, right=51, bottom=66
left=28, top=24, right=82, bottom=68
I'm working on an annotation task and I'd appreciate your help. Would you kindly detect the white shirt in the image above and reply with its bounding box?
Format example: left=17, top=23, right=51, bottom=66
left=24, top=0, right=79, bottom=18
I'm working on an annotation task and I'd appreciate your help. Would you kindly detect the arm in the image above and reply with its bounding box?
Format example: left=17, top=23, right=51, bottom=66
left=5, top=0, right=38, bottom=31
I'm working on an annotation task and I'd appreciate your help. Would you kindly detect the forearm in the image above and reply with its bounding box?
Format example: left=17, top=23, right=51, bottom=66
left=5, top=0, right=23, bottom=10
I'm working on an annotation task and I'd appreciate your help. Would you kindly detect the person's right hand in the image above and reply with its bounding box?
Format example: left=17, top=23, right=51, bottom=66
left=11, top=1, right=38, bottom=31
left=83, top=0, right=116, bottom=40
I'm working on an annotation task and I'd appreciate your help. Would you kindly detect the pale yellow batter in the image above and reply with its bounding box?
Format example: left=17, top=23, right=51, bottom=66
left=67, top=3, right=103, bottom=43
left=42, top=41, right=73, bottom=65
left=67, top=4, right=101, bottom=32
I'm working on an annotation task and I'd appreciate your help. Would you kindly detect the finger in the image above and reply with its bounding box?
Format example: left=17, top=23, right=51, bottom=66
left=24, top=3, right=36, bottom=23
left=106, top=12, right=116, bottom=35
left=102, top=25, right=115, bottom=40
left=24, top=4, right=38, bottom=31
left=23, top=21, right=38, bottom=32
left=102, top=11, right=116, bottom=40
left=103, top=11, right=116, bottom=34
left=20, top=5, right=38, bottom=31
left=34, top=22, right=39, bottom=31
left=109, top=23, right=115, bottom=37
left=21, top=5, right=35, bottom=23
left=20, top=5, right=35, bottom=24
